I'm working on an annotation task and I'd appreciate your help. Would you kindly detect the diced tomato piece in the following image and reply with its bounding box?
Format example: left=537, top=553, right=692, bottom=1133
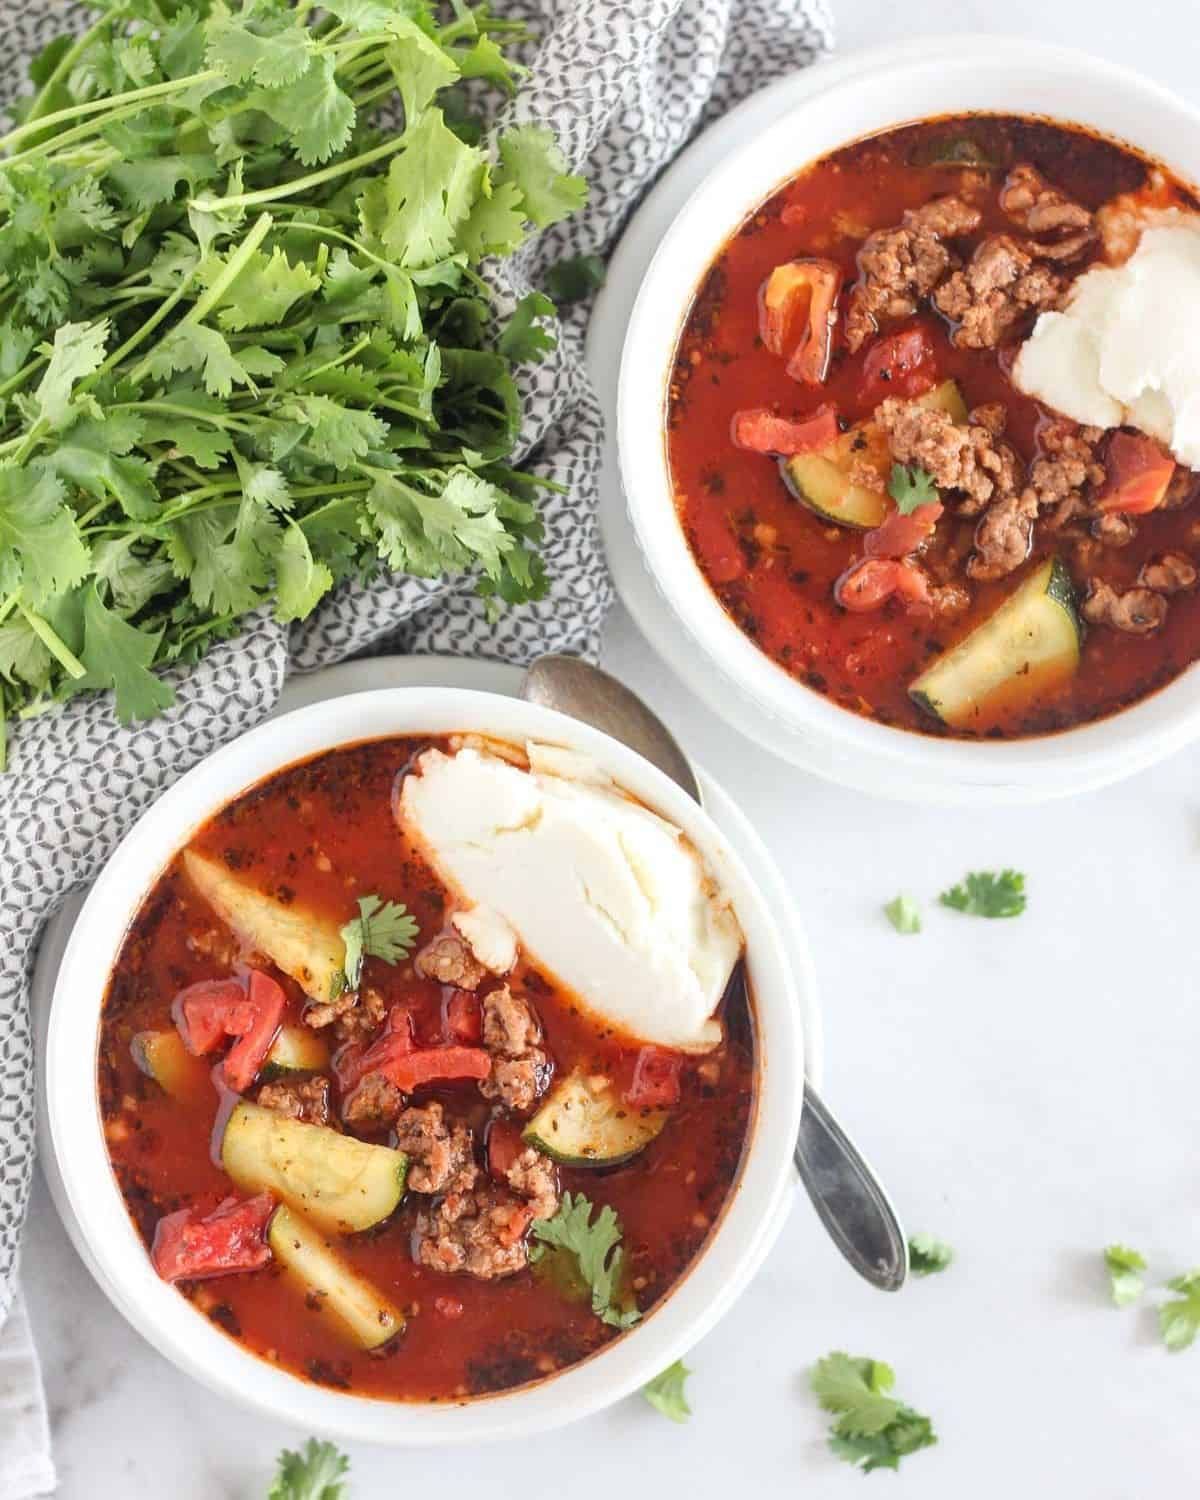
left=864, top=501, right=943, bottom=558
left=434, top=1295, right=464, bottom=1319
left=1096, top=431, right=1176, bottom=515
left=221, top=970, right=285, bottom=1093
left=731, top=404, right=838, bottom=456
left=835, top=558, right=932, bottom=613
left=759, top=259, right=843, bottom=384
left=151, top=1194, right=275, bottom=1283
left=486, top=1118, right=525, bottom=1180
left=335, top=1005, right=415, bottom=1093
left=172, top=979, right=252, bottom=1056
left=620, top=1047, right=682, bottom=1109
left=443, top=989, right=483, bottom=1046
left=858, top=325, right=937, bottom=404
left=377, top=1045, right=492, bottom=1094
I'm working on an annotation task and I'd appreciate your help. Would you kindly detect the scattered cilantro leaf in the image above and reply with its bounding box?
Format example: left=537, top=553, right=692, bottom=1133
left=338, top=893, right=419, bottom=991
left=939, top=869, right=1026, bottom=918
left=543, top=252, right=606, bottom=304
left=1103, top=1244, right=1147, bottom=1307
left=0, top=466, right=90, bottom=608
left=811, top=1353, right=937, bottom=1474
left=909, top=1234, right=954, bottom=1276
left=888, top=462, right=938, bottom=514
left=1160, top=1270, right=1200, bottom=1352
left=529, top=1192, right=640, bottom=1330
left=884, top=894, right=921, bottom=935
left=642, top=1360, right=692, bottom=1423
left=267, top=1438, right=349, bottom=1500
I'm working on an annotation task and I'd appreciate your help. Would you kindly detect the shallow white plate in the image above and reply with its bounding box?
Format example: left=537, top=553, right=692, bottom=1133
left=32, top=654, right=823, bottom=1314
left=587, top=43, right=1159, bottom=802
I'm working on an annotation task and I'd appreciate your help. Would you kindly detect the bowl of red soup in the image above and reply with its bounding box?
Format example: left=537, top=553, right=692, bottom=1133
left=44, top=687, right=803, bottom=1442
left=619, top=39, right=1200, bottom=800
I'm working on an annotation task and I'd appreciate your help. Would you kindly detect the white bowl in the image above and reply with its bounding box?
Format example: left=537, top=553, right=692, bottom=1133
left=618, top=38, right=1200, bottom=804
left=45, top=687, right=804, bottom=1444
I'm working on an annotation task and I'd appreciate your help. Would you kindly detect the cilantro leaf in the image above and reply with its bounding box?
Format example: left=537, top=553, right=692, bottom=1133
left=275, top=522, right=334, bottom=623
left=460, top=179, right=529, bottom=262
left=642, top=1360, right=692, bottom=1423
left=73, top=583, right=175, bottom=724
left=939, top=869, right=1026, bottom=918
left=367, top=470, right=514, bottom=580
left=884, top=894, right=921, bottom=934
left=498, top=292, right=557, bottom=365
left=338, top=893, right=419, bottom=991
left=386, top=19, right=460, bottom=125
left=529, top=1192, right=640, bottom=1329
left=888, top=462, right=938, bottom=514
left=496, top=125, right=588, bottom=228
left=34, top=320, right=109, bottom=429
left=206, top=246, right=320, bottom=332
left=267, top=1438, right=349, bottom=1500
left=207, top=15, right=313, bottom=89
left=366, top=109, right=483, bottom=268
left=811, top=1353, right=937, bottom=1474
left=1160, top=1270, right=1200, bottom=1352
left=909, top=1234, right=954, bottom=1276
left=0, top=466, right=90, bottom=608
left=1103, top=1244, right=1147, bottom=1307
left=543, top=253, right=606, bottom=305
left=251, top=54, right=357, bottom=167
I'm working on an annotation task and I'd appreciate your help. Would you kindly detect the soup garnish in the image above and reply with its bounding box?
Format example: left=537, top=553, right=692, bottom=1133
left=668, top=114, right=1200, bottom=738
left=99, top=735, right=754, bottom=1401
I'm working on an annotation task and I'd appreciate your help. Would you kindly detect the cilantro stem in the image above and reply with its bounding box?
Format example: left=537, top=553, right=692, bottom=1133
left=190, top=138, right=409, bottom=214
left=0, top=355, right=47, bottom=399
left=0, top=70, right=224, bottom=157
left=18, top=605, right=85, bottom=680
left=20, top=14, right=116, bottom=129
left=89, top=275, right=196, bottom=385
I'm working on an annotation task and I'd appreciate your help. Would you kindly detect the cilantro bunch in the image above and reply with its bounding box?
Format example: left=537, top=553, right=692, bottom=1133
left=0, top=0, right=587, bottom=765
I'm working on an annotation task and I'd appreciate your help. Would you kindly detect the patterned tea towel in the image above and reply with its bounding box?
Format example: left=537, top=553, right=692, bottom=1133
left=0, top=0, right=831, bottom=1490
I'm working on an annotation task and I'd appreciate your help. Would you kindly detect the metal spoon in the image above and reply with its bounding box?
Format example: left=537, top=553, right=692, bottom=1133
left=520, top=652, right=908, bottom=1291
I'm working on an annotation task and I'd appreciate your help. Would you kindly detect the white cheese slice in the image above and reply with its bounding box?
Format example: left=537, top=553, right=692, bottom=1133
left=1013, top=218, right=1200, bottom=466
left=397, top=745, right=743, bottom=1052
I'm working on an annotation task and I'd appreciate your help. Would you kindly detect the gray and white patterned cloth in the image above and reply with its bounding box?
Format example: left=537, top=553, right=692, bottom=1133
left=0, top=0, right=831, bottom=1465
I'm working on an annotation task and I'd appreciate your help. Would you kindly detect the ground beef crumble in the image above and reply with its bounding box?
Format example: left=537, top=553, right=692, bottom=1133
left=844, top=196, right=980, bottom=351
left=393, top=1102, right=474, bottom=1194
left=999, top=162, right=1095, bottom=261
left=341, top=1071, right=403, bottom=1131
left=1139, top=553, right=1198, bottom=594
left=414, top=932, right=486, bottom=991
left=256, top=1075, right=332, bottom=1126
left=1082, top=581, right=1169, bottom=634
left=479, top=986, right=550, bottom=1112
left=933, top=234, right=1063, bottom=349
left=875, top=397, right=1019, bottom=512
left=414, top=1142, right=560, bottom=1282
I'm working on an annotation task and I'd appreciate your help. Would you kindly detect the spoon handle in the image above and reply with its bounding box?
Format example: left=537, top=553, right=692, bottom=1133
left=794, top=1082, right=908, bottom=1291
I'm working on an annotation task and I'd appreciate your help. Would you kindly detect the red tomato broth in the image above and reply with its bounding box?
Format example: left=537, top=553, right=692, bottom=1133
left=98, top=736, right=756, bottom=1402
left=668, top=114, right=1200, bottom=737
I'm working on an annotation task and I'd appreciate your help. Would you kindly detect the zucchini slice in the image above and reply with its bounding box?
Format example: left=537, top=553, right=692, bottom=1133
left=261, top=1023, right=330, bottom=1080
left=523, top=1071, right=668, bottom=1167
left=182, top=851, right=345, bottom=1003
left=221, top=1101, right=407, bottom=1233
left=909, top=557, right=1082, bottom=728
left=781, top=379, right=968, bottom=530
left=131, top=1030, right=211, bottom=1105
left=268, top=1204, right=403, bottom=1351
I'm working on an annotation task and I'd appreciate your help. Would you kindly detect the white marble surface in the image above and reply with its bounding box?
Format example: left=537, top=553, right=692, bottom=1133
left=20, top=3, right=1200, bottom=1495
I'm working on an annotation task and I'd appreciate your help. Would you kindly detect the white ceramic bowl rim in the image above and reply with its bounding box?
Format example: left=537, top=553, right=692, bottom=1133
left=46, top=687, right=804, bottom=1445
left=618, top=37, right=1200, bottom=794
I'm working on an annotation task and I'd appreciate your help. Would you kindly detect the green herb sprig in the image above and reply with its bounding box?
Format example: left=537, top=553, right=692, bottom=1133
left=0, top=0, right=587, bottom=766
